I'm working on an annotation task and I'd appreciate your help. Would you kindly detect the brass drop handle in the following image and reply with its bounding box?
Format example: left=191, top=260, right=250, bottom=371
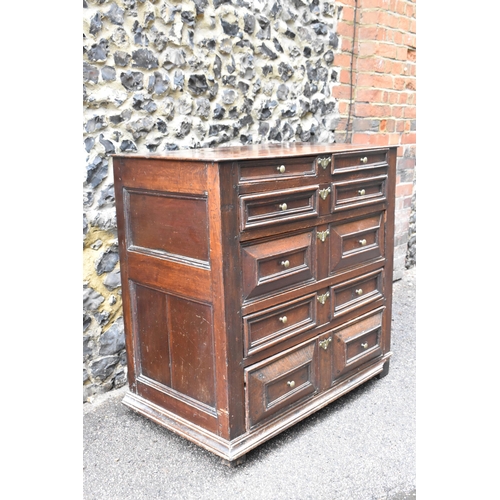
left=355, top=289, right=363, bottom=296
left=360, top=157, right=368, bottom=163
left=319, top=337, right=332, bottom=350
left=287, top=380, right=295, bottom=388
left=281, top=260, right=290, bottom=268
left=279, top=203, right=288, bottom=211
left=361, top=342, right=368, bottom=349
left=359, top=239, right=367, bottom=246
left=277, top=165, right=286, bottom=173
left=279, top=316, right=288, bottom=324
left=358, top=189, right=366, bottom=195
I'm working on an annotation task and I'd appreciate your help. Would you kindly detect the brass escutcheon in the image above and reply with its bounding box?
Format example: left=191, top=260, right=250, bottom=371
left=319, top=337, right=332, bottom=350
left=318, top=157, right=331, bottom=170
left=317, top=292, right=330, bottom=305
left=319, top=187, right=331, bottom=200
left=317, top=229, right=330, bottom=242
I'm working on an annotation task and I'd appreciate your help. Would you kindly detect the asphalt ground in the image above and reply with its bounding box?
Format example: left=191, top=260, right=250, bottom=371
left=83, top=266, right=416, bottom=500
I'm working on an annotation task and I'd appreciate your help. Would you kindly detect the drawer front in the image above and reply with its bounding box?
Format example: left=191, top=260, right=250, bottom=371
left=329, top=213, right=384, bottom=273
left=332, top=308, right=384, bottom=380
left=243, top=293, right=318, bottom=357
left=241, top=230, right=316, bottom=301
left=240, top=186, right=319, bottom=231
left=245, top=339, right=318, bottom=428
left=331, top=269, right=384, bottom=318
left=332, top=149, right=388, bottom=173
left=238, top=156, right=316, bottom=183
left=331, top=174, right=387, bottom=212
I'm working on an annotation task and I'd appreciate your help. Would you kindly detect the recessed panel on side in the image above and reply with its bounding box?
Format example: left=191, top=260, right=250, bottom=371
left=132, top=284, right=216, bottom=410
left=125, top=190, right=209, bottom=263
left=168, top=295, right=216, bottom=409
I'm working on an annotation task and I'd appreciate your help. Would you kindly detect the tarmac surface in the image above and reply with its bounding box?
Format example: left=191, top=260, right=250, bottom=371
left=83, top=266, right=416, bottom=500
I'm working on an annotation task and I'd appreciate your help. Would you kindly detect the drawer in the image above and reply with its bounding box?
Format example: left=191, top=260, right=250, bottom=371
left=241, top=230, right=316, bottom=301
left=243, top=293, right=318, bottom=357
left=331, top=174, right=387, bottom=212
left=331, top=308, right=384, bottom=380
left=330, top=269, right=384, bottom=318
left=332, top=149, right=388, bottom=174
left=238, top=156, right=316, bottom=184
left=245, top=338, right=318, bottom=428
left=329, top=212, right=384, bottom=273
left=240, top=186, right=319, bottom=231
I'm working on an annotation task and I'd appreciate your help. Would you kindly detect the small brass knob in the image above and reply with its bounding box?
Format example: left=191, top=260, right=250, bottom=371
left=279, top=316, right=288, bottom=324
left=287, top=380, right=295, bottom=388
left=355, top=289, right=363, bottom=296
left=358, top=189, right=366, bottom=195
left=360, top=157, right=368, bottom=163
left=359, top=239, right=367, bottom=246
left=281, top=260, right=290, bottom=268
left=279, top=203, right=288, bottom=211
left=361, top=342, right=368, bottom=349
left=277, top=165, right=286, bottom=173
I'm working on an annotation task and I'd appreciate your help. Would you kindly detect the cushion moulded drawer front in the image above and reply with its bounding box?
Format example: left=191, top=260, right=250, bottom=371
left=330, top=269, right=384, bottom=319
left=331, top=174, right=387, bottom=212
left=238, top=156, right=316, bottom=184
left=241, top=230, right=317, bottom=301
left=332, top=149, right=388, bottom=173
left=243, top=293, right=318, bottom=357
left=331, top=307, right=384, bottom=380
left=240, top=185, right=319, bottom=231
left=245, top=338, right=319, bottom=429
left=329, top=212, right=384, bottom=274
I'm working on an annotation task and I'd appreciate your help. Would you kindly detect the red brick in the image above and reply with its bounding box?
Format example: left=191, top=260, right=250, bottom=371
left=337, top=69, right=351, bottom=85
left=398, top=16, right=411, bottom=32
left=356, top=88, right=385, bottom=102
left=386, top=12, right=400, bottom=29
left=396, top=182, right=413, bottom=197
left=357, top=73, right=394, bottom=89
left=331, top=85, right=352, bottom=100
left=358, top=41, right=379, bottom=57
left=358, top=26, right=381, bottom=40
left=335, top=53, right=353, bottom=68
left=360, top=10, right=380, bottom=25
left=352, top=133, right=390, bottom=146
left=357, top=56, right=387, bottom=73
left=340, top=5, right=355, bottom=22
left=355, top=103, right=391, bottom=117
left=410, top=19, right=416, bottom=34
left=361, top=0, right=390, bottom=7
left=396, top=46, right=408, bottom=60
left=337, top=21, right=355, bottom=37
left=401, top=132, right=416, bottom=144
left=403, top=106, right=416, bottom=119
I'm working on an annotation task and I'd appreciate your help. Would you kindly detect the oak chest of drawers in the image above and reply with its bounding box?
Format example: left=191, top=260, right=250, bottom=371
left=113, top=142, right=397, bottom=463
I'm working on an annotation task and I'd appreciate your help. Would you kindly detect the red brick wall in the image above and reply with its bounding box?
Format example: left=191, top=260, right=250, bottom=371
left=334, top=0, right=416, bottom=279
